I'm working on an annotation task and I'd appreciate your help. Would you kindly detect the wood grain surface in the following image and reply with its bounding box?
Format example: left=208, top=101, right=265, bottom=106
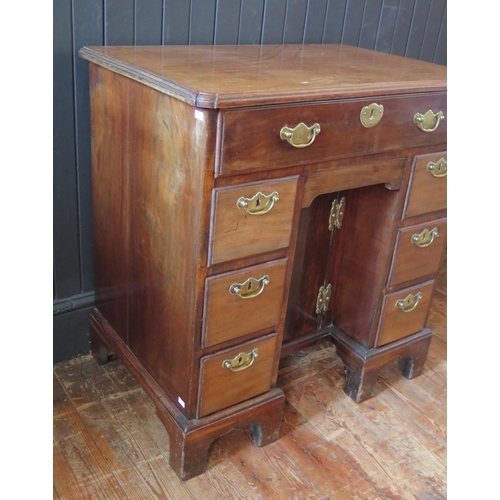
left=389, top=218, right=447, bottom=287
left=79, top=44, right=447, bottom=109
left=53, top=257, right=447, bottom=498
left=203, top=260, right=287, bottom=348
left=210, top=178, right=298, bottom=265
left=377, top=281, right=435, bottom=347
left=404, top=151, right=447, bottom=218
left=198, top=334, right=278, bottom=417
left=221, top=93, right=446, bottom=174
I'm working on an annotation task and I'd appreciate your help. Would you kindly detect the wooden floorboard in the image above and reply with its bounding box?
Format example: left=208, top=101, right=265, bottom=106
left=54, top=263, right=446, bottom=499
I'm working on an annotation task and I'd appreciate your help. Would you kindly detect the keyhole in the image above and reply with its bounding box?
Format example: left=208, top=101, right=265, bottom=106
left=370, top=108, right=375, bottom=120
left=256, top=197, right=261, bottom=208
left=248, top=281, right=252, bottom=291
left=238, top=356, right=243, bottom=365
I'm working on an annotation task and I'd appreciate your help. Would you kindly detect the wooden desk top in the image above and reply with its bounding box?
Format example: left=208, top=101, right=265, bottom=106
left=79, top=44, right=446, bottom=109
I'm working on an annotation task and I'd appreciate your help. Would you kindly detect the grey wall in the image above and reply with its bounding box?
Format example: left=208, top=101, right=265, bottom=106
left=53, top=0, right=447, bottom=363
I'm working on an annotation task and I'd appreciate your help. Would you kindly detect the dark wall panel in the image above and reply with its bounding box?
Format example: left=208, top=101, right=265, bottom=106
left=105, top=0, right=135, bottom=45
left=322, top=0, right=348, bottom=44
left=136, top=0, right=164, bottom=45
left=420, top=0, right=447, bottom=62
left=190, top=0, right=217, bottom=44
left=391, top=0, right=417, bottom=56
left=238, top=0, right=265, bottom=44
left=53, top=0, right=447, bottom=362
left=283, top=0, right=308, bottom=44
left=434, top=4, right=446, bottom=64
left=405, top=0, right=432, bottom=59
left=358, top=0, right=383, bottom=49
left=375, top=0, right=400, bottom=54
left=215, top=0, right=242, bottom=44
left=54, top=0, right=80, bottom=299
left=163, top=1, right=190, bottom=45
left=342, top=0, right=366, bottom=47
left=261, top=0, right=287, bottom=44
left=303, top=0, right=328, bottom=43
left=73, top=0, right=103, bottom=294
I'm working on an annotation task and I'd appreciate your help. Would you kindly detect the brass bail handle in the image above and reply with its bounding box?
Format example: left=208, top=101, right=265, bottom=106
left=280, top=122, right=321, bottom=148
left=222, top=348, right=259, bottom=372
left=396, top=292, right=422, bottom=313
left=411, top=228, right=439, bottom=248
left=413, top=110, right=445, bottom=132
left=229, top=275, right=270, bottom=299
left=237, top=191, right=279, bottom=215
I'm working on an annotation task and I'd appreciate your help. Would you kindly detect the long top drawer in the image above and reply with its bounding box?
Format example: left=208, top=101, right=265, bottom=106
left=220, top=93, right=446, bottom=175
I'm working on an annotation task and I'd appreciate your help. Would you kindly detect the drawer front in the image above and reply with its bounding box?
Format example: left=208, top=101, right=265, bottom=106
left=203, top=259, right=287, bottom=348
left=377, top=281, right=435, bottom=347
left=210, top=178, right=297, bottom=265
left=220, top=93, right=446, bottom=175
left=404, top=152, right=447, bottom=218
left=389, top=219, right=447, bottom=287
left=198, top=334, right=278, bottom=417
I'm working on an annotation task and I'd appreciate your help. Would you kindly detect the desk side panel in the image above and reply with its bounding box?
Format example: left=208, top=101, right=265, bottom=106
left=126, top=80, right=216, bottom=419
left=90, top=64, right=130, bottom=344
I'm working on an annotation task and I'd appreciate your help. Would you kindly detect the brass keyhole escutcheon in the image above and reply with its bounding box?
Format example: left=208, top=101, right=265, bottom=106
left=360, top=103, right=384, bottom=128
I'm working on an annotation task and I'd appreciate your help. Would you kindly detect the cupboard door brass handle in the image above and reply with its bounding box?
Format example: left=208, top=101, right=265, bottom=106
left=222, top=348, right=259, bottom=372
left=411, top=228, right=439, bottom=248
left=413, top=110, right=445, bottom=132
left=280, top=122, right=321, bottom=148
left=237, top=191, right=279, bottom=215
left=396, top=292, right=422, bottom=313
left=426, top=158, right=447, bottom=177
left=229, top=275, right=270, bottom=299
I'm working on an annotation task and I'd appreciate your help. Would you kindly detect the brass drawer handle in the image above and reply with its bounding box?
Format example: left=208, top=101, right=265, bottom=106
left=222, top=348, right=259, bottom=372
left=280, top=122, right=321, bottom=148
left=360, top=103, right=384, bottom=128
left=396, top=292, right=422, bottom=313
left=411, top=228, right=439, bottom=248
left=426, top=158, right=447, bottom=177
left=413, top=110, right=445, bottom=132
left=237, top=191, right=279, bottom=215
left=229, top=275, right=270, bottom=299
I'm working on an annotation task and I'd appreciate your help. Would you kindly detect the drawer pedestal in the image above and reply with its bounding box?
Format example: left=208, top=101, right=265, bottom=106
left=90, top=309, right=285, bottom=481
left=332, top=327, right=432, bottom=403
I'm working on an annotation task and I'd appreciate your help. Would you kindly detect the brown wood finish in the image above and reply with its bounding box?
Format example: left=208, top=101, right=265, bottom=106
left=80, top=45, right=447, bottom=109
left=126, top=75, right=217, bottom=420
left=389, top=218, right=447, bottom=287
left=301, top=158, right=406, bottom=207
left=203, top=260, right=287, bottom=348
left=90, top=308, right=285, bottom=481
left=89, top=65, right=130, bottom=344
left=221, top=93, right=446, bottom=175
left=404, top=151, right=447, bottom=218
left=377, top=281, right=435, bottom=347
left=198, top=334, right=278, bottom=417
left=334, top=326, right=433, bottom=403
left=54, top=257, right=446, bottom=495
left=210, top=178, right=298, bottom=265
left=330, top=183, right=406, bottom=348
left=283, top=194, right=337, bottom=346
left=81, top=44, right=447, bottom=481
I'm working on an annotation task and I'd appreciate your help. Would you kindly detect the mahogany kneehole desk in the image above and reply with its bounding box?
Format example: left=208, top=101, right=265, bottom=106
left=80, top=44, right=447, bottom=481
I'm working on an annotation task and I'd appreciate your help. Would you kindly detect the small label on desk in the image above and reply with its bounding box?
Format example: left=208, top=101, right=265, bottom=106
left=194, top=109, right=204, bottom=121
left=177, top=396, right=186, bottom=408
